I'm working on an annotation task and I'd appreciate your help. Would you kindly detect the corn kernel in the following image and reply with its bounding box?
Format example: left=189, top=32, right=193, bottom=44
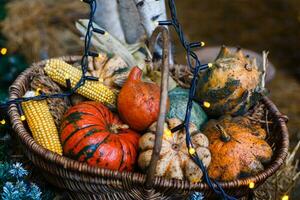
left=44, top=59, right=116, bottom=107
left=22, top=91, right=63, bottom=155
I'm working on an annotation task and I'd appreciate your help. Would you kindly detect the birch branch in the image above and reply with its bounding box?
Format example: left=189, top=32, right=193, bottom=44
left=134, top=0, right=167, bottom=37
left=134, top=0, right=174, bottom=64
left=118, top=0, right=145, bottom=44
left=94, top=0, right=125, bottom=43
left=262, top=51, right=269, bottom=89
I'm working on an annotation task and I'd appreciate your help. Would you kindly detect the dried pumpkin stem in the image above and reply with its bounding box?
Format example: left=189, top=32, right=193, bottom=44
left=215, top=124, right=231, bottom=142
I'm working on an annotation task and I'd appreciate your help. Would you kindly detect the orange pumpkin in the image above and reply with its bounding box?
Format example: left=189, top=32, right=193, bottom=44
left=60, top=102, right=140, bottom=172
left=203, top=116, right=273, bottom=181
left=117, top=66, right=169, bottom=131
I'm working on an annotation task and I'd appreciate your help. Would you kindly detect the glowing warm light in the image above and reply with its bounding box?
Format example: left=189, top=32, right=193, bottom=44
left=249, top=182, right=255, bottom=189
left=189, top=147, right=196, bottom=155
left=282, top=195, right=289, bottom=200
left=1, top=48, right=7, bottom=55
left=203, top=101, right=211, bottom=108
left=35, top=88, right=42, bottom=96
left=164, top=128, right=172, bottom=138
left=20, top=115, right=26, bottom=121
left=0, top=119, right=6, bottom=125
left=200, top=42, right=205, bottom=47
left=208, top=63, right=213, bottom=68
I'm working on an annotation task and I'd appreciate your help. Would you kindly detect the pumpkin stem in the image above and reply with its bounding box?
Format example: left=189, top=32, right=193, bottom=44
left=128, top=66, right=143, bottom=81
left=215, top=124, right=231, bottom=142
left=110, top=124, right=129, bottom=134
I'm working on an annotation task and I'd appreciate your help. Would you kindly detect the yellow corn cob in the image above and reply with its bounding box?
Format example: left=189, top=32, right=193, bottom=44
left=22, top=91, right=63, bottom=155
left=44, top=59, right=116, bottom=107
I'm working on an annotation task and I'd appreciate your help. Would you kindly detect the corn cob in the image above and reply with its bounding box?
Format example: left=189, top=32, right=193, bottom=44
left=22, top=91, right=63, bottom=155
left=44, top=59, right=116, bottom=107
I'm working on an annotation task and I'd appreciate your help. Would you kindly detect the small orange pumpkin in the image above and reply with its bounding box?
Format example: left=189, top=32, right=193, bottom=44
left=203, top=116, right=273, bottom=181
left=117, top=66, right=169, bottom=131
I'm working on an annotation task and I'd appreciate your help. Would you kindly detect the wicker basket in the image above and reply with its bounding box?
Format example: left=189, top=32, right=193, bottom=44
left=8, top=27, right=289, bottom=199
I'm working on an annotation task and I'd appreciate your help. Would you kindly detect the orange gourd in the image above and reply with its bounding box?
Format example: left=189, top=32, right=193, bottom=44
left=60, top=102, right=140, bottom=172
left=117, top=67, right=169, bottom=131
left=203, top=116, right=273, bottom=181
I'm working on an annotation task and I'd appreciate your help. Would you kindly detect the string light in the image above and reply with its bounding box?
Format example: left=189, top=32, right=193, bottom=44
left=203, top=101, right=211, bottom=108
left=189, top=147, right=196, bottom=155
left=20, top=115, right=26, bottom=121
left=0, top=48, right=7, bottom=55
left=164, top=128, right=172, bottom=138
left=0, top=119, right=5, bottom=125
left=35, top=88, right=42, bottom=96
left=282, top=195, right=289, bottom=200
left=93, top=28, right=105, bottom=35
left=0, top=1, right=235, bottom=199
left=161, top=0, right=237, bottom=199
left=248, top=182, right=255, bottom=189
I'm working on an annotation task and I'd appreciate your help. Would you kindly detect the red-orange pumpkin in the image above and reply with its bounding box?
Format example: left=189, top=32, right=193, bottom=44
left=118, top=66, right=169, bottom=131
left=60, top=101, right=140, bottom=172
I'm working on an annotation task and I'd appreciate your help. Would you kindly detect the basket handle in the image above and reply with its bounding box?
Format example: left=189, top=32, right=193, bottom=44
left=145, top=26, right=170, bottom=188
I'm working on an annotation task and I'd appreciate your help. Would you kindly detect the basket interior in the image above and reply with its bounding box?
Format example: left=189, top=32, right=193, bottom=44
left=8, top=56, right=289, bottom=196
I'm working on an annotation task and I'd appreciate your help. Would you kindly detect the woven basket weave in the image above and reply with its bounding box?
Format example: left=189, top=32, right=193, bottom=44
left=8, top=27, right=289, bottom=199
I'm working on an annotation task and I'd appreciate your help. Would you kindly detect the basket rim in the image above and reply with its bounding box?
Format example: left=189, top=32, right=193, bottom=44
left=8, top=55, right=289, bottom=191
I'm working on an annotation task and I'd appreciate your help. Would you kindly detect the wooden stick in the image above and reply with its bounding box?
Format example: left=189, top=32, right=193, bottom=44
left=118, top=0, right=145, bottom=44
left=94, top=0, right=125, bottom=43
left=145, top=26, right=170, bottom=188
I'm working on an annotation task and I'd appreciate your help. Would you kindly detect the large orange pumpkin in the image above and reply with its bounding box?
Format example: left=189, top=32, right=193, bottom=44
left=60, top=101, right=140, bottom=172
left=118, top=66, right=169, bottom=131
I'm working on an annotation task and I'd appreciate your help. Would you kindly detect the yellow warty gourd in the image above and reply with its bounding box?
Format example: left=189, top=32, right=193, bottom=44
left=22, top=91, right=63, bottom=155
left=44, top=59, right=116, bottom=107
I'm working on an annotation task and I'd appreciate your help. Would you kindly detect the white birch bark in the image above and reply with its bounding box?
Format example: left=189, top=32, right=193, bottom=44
left=118, top=0, right=145, bottom=44
left=261, top=51, right=269, bottom=89
left=134, top=0, right=173, bottom=64
left=134, top=0, right=167, bottom=37
left=94, top=0, right=126, bottom=43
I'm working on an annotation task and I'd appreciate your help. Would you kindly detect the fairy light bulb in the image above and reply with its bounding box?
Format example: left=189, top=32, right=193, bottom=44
left=208, top=63, right=213, bottom=68
left=35, top=88, right=42, bottom=96
left=20, top=115, right=26, bottom=121
left=200, top=42, right=205, bottom=47
left=164, top=128, right=172, bottom=139
left=1, top=48, right=7, bottom=55
left=249, top=182, right=255, bottom=189
left=203, top=101, right=211, bottom=108
left=0, top=119, right=6, bottom=125
left=282, top=195, right=289, bottom=200
left=189, top=147, right=196, bottom=155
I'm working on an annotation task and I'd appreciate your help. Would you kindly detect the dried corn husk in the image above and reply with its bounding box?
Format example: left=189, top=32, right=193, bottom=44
left=30, top=66, right=70, bottom=127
